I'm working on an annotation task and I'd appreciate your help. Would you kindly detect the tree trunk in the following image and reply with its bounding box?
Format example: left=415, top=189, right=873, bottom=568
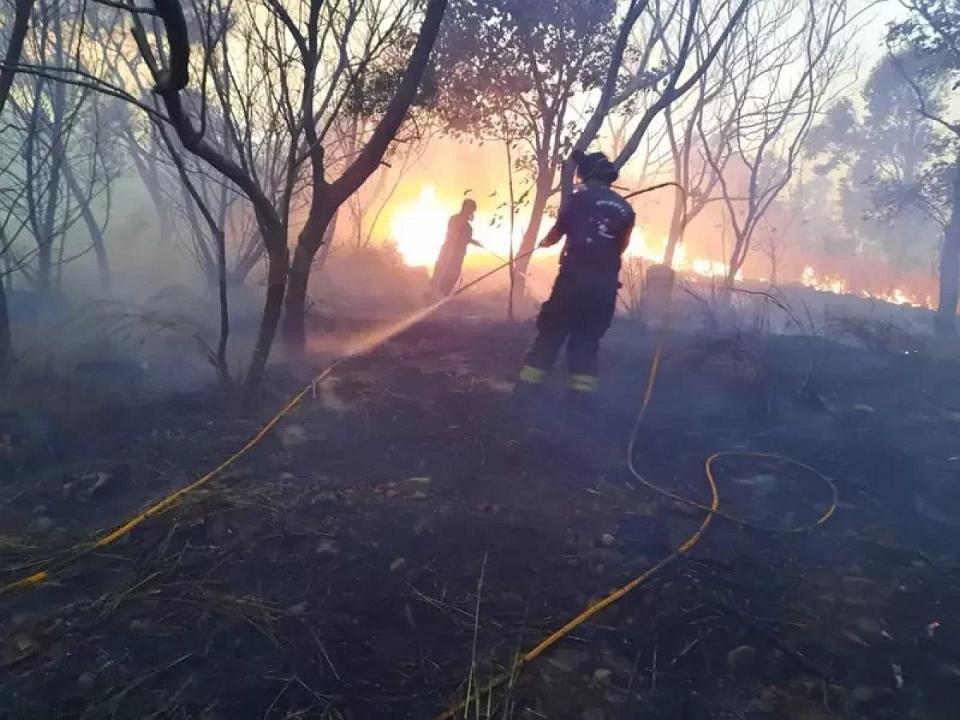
left=506, top=142, right=516, bottom=321
left=233, top=239, right=265, bottom=286
left=62, top=161, right=111, bottom=292
left=281, top=190, right=325, bottom=356
left=282, top=195, right=337, bottom=353
left=37, top=133, right=65, bottom=299
left=214, top=180, right=231, bottom=384
left=722, top=262, right=738, bottom=297
left=283, top=236, right=322, bottom=352
left=242, top=242, right=288, bottom=400
left=663, top=184, right=686, bottom=267
left=512, top=172, right=552, bottom=301
left=559, top=159, right=576, bottom=205
left=723, top=223, right=752, bottom=294
left=315, top=209, right=339, bottom=272
left=215, top=228, right=230, bottom=383
left=37, top=242, right=53, bottom=296
left=88, top=215, right=111, bottom=293
left=0, top=0, right=33, bottom=117
left=0, top=277, right=11, bottom=379
left=936, top=157, right=960, bottom=336
left=279, top=0, right=447, bottom=354
left=40, top=6, right=66, bottom=298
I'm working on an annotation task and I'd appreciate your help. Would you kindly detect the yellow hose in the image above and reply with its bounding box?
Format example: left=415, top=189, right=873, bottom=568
left=0, top=372, right=327, bottom=595
left=0, top=239, right=838, bottom=720
left=0, top=253, right=537, bottom=597
left=433, top=337, right=838, bottom=720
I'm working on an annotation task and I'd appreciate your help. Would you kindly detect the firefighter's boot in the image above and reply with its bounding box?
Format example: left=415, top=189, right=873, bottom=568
left=513, top=365, right=547, bottom=402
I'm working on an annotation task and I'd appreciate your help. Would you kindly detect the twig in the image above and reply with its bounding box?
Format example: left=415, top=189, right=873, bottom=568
left=650, top=632, right=658, bottom=693
left=107, top=570, right=164, bottom=615
left=309, top=625, right=343, bottom=683
left=670, top=634, right=706, bottom=667
left=408, top=583, right=478, bottom=624
left=263, top=676, right=294, bottom=719
left=84, top=652, right=193, bottom=718
left=626, top=646, right=642, bottom=698
left=465, top=552, right=488, bottom=720
left=92, top=0, right=160, bottom=15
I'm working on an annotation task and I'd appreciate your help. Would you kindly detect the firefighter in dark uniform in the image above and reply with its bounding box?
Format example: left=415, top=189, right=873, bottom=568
left=516, top=151, right=635, bottom=397
left=430, top=198, right=480, bottom=296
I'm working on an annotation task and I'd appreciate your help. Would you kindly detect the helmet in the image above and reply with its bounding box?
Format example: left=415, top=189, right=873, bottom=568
left=572, top=150, right=618, bottom=184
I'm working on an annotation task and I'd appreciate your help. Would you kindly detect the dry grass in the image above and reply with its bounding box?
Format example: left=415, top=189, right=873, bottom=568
left=823, top=314, right=920, bottom=355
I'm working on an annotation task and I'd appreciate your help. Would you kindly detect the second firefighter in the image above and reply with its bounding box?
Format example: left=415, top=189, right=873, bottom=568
left=516, top=150, right=635, bottom=397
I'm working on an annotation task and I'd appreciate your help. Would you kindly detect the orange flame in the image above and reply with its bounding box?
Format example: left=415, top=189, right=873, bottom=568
left=387, top=186, right=934, bottom=311
left=389, top=186, right=448, bottom=268
left=802, top=265, right=934, bottom=309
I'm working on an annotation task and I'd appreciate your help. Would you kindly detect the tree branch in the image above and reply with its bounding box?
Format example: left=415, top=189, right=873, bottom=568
left=330, top=0, right=447, bottom=204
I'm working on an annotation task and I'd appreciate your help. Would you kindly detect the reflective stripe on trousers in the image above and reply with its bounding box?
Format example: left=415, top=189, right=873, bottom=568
left=518, top=365, right=546, bottom=384
left=568, top=373, right=598, bottom=393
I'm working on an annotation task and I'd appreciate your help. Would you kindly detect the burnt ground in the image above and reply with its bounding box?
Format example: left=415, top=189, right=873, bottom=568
left=2, top=308, right=960, bottom=720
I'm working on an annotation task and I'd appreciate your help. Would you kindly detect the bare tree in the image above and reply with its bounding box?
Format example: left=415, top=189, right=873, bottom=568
left=92, top=19, right=226, bottom=268
left=703, top=0, right=857, bottom=289
left=280, top=0, right=448, bottom=351
left=562, top=0, right=752, bottom=201
left=343, top=123, right=434, bottom=252
left=152, top=119, right=232, bottom=382
left=658, top=0, right=775, bottom=267
left=0, top=0, right=35, bottom=376
left=655, top=0, right=827, bottom=270
left=313, top=93, right=437, bottom=266
left=42, top=0, right=449, bottom=394
left=4, top=1, right=119, bottom=297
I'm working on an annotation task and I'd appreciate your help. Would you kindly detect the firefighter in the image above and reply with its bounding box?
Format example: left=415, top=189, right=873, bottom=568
left=515, top=150, right=635, bottom=399
left=430, top=198, right=480, bottom=296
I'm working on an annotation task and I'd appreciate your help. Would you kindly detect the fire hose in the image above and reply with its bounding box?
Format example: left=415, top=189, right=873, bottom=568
left=0, top=249, right=540, bottom=596
left=472, top=241, right=509, bottom=264
left=434, top=181, right=837, bottom=717
left=432, top=334, right=836, bottom=720
left=0, top=183, right=837, bottom=720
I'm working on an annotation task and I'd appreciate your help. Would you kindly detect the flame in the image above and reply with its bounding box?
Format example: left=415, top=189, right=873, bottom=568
left=690, top=257, right=742, bottom=281
left=625, top=230, right=741, bottom=280
left=862, top=287, right=931, bottom=308
left=387, top=188, right=933, bottom=311
left=390, top=194, right=739, bottom=282
left=801, top=266, right=847, bottom=295
left=389, top=185, right=448, bottom=268
left=389, top=185, right=537, bottom=269
left=803, top=265, right=934, bottom=308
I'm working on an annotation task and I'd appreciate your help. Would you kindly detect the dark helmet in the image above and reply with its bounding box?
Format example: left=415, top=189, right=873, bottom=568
left=572, top=150, right=618, bottom=185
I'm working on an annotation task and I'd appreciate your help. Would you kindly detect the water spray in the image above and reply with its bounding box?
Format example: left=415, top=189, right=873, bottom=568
left=3, top=174, right=837, bottom=720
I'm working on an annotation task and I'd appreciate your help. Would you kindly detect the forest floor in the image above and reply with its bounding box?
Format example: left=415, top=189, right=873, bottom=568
left=2, top=304, right=960, bottom=720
